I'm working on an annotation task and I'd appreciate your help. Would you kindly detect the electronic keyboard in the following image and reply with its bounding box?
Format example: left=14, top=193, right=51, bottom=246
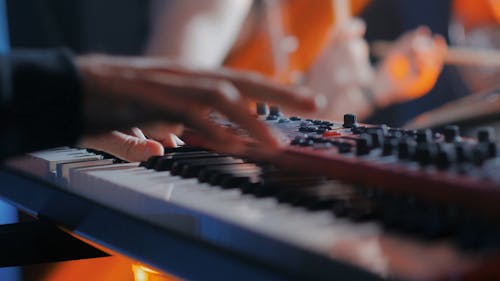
left=2, top=110, right=500, bottom=281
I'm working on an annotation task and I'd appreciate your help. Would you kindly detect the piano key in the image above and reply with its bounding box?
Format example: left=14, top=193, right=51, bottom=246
left=56, top=158, right=115, bottom=184
left=67, top=159, right=365, bottom=249
left=171, top=157, right=245, bottom=176
left=10, top=147, right=497, bottom=281
left=154, top=152, right=226, bottom=171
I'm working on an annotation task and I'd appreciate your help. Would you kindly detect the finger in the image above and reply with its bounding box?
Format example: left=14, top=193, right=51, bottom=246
left=161, top=134, right=178, bottom=148
left=433, top=35, right=448, bottom=59
left=392, top=26, right=431, bottom=51
left=173, top=134, right=185, bottom=146
left=80, top=131, right=164, bottom=162
left=333, top=18, right=366, bottom=41
left=131, top=127, right=147, bottom=139
left=145, top=67, right=324, bottom=114
left=130, top=91, right=250, bottom=154
left=192, top=80, right=281, bottom=147
left=414, top=26, right=432, bottom=37
left=142, top=123, right=185, bottom=147
left=182, top=113, right=248, bottom=154
left=224, top=71, right=326, bottom=113
left=411, top=36, right=447, bottom=74
left=141, top=74, right=281, bottom=147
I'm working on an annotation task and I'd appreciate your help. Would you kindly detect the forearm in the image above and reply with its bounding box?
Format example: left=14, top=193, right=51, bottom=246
left=0, top=48, right=82, bottom=160
left=146, top=0, right=252, bottom=68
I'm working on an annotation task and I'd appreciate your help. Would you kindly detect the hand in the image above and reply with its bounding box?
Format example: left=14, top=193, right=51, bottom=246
left=373, top=27, right=447, bottom=107
left=307, top=18, right=374, bottom=94
left=77, top=55, right=322, bottom=159
left=305, top=19, right=375, bottom=120
left=79, top=125, right=184, bottom=162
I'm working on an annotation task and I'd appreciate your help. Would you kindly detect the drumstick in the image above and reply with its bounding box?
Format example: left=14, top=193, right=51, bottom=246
left=333, top=0, right=351, bottom=26
left=371, top=40, right=500, bottom=67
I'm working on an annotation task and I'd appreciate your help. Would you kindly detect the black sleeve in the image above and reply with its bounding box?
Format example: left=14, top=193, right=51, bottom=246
left=0, top=48, right=82, bottom=160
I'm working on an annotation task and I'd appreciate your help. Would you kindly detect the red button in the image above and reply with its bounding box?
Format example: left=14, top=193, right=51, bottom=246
left=323, top=131, right=341, bottom=137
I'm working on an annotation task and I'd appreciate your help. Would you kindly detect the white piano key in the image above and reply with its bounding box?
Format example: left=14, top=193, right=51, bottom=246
left=20, top=148, right=384, bottom=258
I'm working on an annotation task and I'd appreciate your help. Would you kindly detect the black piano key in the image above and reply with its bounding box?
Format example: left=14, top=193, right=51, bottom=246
left=140, top=155, right=163, bottom=169
left=220, top=176, right=261, bottom=189
left=181, top=161, right=249, bottom=178
left=171, top=157, right=245, bottom=176
left=199, top=164, right=259, bottom=184
left=241, top=182, right=260, bottom=194
left=155, top=152, right=225, bottom=171
left=254, top=177, right=327, bottom=199
left=252, top=184, right=281, bottom=198
left=163, top=146, right=208, bottom=153
left=210, top=168, right=259, bottom=187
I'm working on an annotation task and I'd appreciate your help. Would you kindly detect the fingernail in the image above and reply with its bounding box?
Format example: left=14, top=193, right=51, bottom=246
left=172, top=134, right=185, bottom=146
left=169, top=134, right=179, bottom=148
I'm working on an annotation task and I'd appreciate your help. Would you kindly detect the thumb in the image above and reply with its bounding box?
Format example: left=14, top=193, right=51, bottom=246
left=79, top=131, right=164, bottom=162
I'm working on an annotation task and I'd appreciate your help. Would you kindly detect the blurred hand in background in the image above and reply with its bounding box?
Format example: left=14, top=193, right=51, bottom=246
left=305, top=22, right=446, bottom=121
left=372, top=27, right=448, bottom=108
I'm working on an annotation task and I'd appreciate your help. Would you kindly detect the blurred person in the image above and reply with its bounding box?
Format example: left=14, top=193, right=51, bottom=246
left=7, top=0, right=447, bottom=161
left=146, top=0, right=253, bottom=68
left=361, top=0, right=500, bottom=126
left=147, top=0, right=446, bottom=123
left=223, top=0, right=446, bottom=123
left=449, top=0, right=500, bottom=93
left=17, top=0, right=443, bottom=161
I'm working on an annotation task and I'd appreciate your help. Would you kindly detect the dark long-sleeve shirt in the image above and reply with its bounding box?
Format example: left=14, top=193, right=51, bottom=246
left=0, top=48, right=82, bottom=160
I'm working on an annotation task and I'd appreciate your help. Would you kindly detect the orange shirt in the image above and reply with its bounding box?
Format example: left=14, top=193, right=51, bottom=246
left=225, top=0, right=370, bottom=83
left=453, top=0, right=500, bottom=30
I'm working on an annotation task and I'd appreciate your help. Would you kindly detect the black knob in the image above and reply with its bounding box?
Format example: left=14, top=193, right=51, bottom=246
left=256, top=102, right=269, bottom=116
left=398, top=139, right=415, bottom=160
left=382, top=139, right=398, bottom=156
left=478, top=127, right=495, bottom=143
left=472, top=146, right=487, bottom=166
left=444, top=125, right=460, bottom=143
left=356, top=134, right=372, bottom=156
left=415, top=144, right=437, bottom=166
left=343, top=113, right=358, bottom=128
left=455, top=144, right=471, bottom=163
left=370, top=131, right=384, bottom=148
left=436, top=150, right=452, bottom=170
left=140, top=156, right=162, bottom=169
left=416, top=129, right=432, bottom=144
left=487, top=142, right=498, bottom=158
left=269, top=105, right=282, bottom=116
left=266, top=115, right=279, bottom=121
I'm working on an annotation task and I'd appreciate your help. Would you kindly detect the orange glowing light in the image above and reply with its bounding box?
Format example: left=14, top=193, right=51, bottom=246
left=132, top=264, right=180, bottom=281
left=42, top=229, right=181, bottom=281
